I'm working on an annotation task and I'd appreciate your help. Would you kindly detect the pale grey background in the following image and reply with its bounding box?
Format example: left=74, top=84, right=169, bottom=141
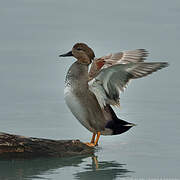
left=0, top=0, right=180, bottom=179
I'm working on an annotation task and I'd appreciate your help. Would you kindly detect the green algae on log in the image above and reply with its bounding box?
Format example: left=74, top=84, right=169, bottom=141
left=0, top=132, right=94, bottom=159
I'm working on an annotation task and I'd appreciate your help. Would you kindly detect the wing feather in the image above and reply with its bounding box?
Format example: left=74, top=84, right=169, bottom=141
left=89, top=62, right=168, bottom=108
left=89, top=49, right=148, bottom=80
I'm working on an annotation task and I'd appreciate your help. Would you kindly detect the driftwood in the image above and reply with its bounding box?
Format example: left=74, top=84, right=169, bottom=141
left=0, top=132, right=94, bottom=159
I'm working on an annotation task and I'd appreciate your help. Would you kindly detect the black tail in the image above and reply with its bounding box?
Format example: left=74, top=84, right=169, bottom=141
left=105, top=105, right=136, bottom=135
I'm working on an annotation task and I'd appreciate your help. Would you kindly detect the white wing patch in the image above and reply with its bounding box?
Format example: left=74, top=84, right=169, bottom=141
left=89, top=79, right=107, bottom=108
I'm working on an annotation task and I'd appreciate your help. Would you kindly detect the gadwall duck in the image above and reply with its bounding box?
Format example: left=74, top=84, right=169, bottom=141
left=59, top=43, right=168, bottom=147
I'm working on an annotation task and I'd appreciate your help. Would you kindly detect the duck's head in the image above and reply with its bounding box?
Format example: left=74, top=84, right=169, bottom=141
left=59, top=43, right=95, bottom=65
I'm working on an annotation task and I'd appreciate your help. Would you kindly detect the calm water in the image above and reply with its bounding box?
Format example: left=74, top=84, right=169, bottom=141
left=0, top=0, right=180, bottom=179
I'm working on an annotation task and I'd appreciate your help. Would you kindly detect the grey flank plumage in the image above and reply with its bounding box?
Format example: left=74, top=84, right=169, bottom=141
left=64, top=62, right=105, bottom=133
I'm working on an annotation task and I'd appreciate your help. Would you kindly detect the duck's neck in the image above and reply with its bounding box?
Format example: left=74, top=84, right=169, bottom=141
left=65, top=61, right=89, bottom=90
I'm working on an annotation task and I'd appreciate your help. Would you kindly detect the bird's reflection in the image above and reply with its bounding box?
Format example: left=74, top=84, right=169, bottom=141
left=74, top=156, right=133, bottom=179
left=0, top=155, right=133, bottom=180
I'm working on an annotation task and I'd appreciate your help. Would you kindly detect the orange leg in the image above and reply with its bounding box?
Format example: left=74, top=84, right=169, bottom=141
left=94, top=132, right=101, bottom=146
left=91, top=133, right=96, bottom=143
left=85, top=132, right=101, bottom=147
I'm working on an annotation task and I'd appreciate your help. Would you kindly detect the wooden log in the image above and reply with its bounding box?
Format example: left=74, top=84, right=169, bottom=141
left=0, top=132, right=94, bottom=159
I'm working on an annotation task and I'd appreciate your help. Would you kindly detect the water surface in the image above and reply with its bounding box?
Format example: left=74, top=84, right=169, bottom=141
left=0, top=0, right=180, bottom=179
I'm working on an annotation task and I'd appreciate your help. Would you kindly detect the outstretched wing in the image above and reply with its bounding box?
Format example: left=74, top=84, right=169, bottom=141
left=89, top=49, right=148, bottom=80
left=89, top=62, right=169, bottom=108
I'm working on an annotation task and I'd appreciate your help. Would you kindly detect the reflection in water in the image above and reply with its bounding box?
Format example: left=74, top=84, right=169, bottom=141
left=0, top=156, right=86, bottom=179
left=0, top=155, right=133, bottom=180
left=74, top=156, right=133, bottom=180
